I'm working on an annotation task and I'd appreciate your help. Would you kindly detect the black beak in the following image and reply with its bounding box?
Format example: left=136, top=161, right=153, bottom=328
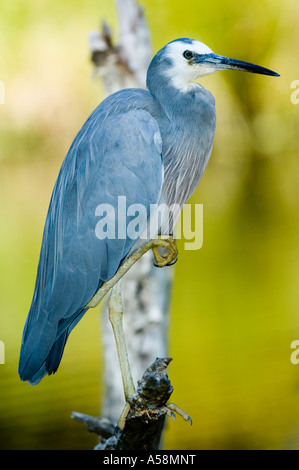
left=195, top=53, right=280, bottom=77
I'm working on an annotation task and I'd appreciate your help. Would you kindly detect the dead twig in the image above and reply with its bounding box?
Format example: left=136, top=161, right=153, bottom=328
left=73, top=358, right=191, bottom=450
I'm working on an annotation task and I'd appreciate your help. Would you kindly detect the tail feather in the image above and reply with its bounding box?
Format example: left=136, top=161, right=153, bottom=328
left=19, top=308, right=88, bottom=385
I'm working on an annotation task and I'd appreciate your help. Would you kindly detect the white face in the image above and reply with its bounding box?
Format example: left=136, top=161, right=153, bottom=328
left=163, top=39, right=215, bottom=92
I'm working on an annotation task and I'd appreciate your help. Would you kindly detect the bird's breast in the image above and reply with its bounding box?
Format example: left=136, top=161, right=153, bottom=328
left=160, top=90, right=216, bottom=212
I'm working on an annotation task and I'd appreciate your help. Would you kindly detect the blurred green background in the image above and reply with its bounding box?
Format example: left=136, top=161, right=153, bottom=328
left=1, top=0, right=299, bottom=450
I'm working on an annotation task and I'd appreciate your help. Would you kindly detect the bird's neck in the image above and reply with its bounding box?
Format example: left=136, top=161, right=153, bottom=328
left=147, top=72, right=204, bottom=121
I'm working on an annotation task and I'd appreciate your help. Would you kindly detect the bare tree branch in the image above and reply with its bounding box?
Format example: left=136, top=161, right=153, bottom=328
left=73, top=358, right=191, bottom=450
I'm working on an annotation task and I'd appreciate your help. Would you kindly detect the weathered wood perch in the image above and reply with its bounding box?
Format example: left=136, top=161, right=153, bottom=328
left=72, top=358, right=191, bottom=450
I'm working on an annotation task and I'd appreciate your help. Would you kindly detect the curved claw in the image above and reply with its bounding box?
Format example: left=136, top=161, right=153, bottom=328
left=164, top=407, right=176, bottom=420
left=165, top=256, right=178, bottom=266
left=152, top=235, right=178, bottom=268
left=153, top=255, right=178, bottom=268
left=166, top=403, right=192, bottom=425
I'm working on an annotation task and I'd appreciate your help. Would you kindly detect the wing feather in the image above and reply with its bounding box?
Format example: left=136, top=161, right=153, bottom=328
left=19, top=105, right=163, bottom=383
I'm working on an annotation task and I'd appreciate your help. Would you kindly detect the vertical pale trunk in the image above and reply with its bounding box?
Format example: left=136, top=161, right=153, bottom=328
left=89, top=0, right=173, bottom=423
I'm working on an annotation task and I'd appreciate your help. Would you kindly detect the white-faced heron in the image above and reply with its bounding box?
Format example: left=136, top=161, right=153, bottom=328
left=19, top=39, right=279, bottom=418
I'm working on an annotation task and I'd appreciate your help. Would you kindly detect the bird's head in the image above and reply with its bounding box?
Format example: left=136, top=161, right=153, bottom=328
left=148, top=38, right=279, bottom=93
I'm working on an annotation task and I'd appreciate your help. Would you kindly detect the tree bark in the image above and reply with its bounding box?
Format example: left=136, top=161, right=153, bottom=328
left=73, top=358, right=178, bottom=450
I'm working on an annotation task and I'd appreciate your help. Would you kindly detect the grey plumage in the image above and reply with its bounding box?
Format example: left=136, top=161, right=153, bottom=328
left=19, top=38, right=278, bottom=384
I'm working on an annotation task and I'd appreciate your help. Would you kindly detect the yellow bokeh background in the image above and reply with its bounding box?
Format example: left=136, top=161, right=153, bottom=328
left=1, top=0, right=299, bottom=449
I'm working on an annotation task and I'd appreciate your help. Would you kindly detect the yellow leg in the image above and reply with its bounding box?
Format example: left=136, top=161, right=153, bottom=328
left=117, top=402, right=131, bottom=431
left=85, top=236, right=178, bottom=309
left=108, top=280, right=135, bottom=401
left=84, top=236, right=178, bottom=430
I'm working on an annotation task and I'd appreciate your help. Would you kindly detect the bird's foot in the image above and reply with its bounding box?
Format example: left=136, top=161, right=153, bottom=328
left=161, top=402, right=192, bottom=424
left=152, top=235, right=178, bottom=268
left=116, top=400, right=191, bottom=434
